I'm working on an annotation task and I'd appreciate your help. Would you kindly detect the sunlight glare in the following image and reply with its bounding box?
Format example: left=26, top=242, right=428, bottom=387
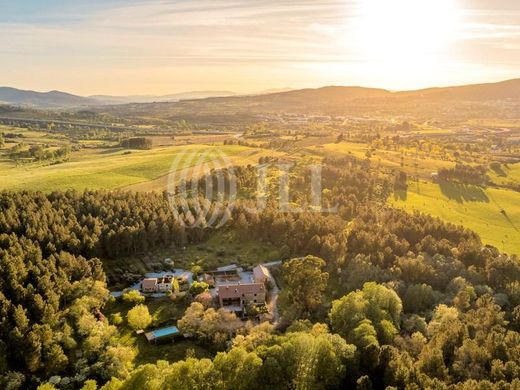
left=352, top=0, right=460, bottom=80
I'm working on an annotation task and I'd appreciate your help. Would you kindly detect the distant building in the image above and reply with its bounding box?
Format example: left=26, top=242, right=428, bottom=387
left=217, top=282, right=266, bottom=311
left=202, top=273, right=215, bottom=288
left=156, top=276, right=173, bottom=292
left=253, top=264, right=270, bottom=284
left=142, top=278, right=158, bottom=293
left=141, top=275, right=174, bottom=293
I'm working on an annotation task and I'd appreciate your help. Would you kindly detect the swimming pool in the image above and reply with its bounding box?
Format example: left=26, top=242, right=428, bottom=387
left=151, top=326, right=180, bottom=338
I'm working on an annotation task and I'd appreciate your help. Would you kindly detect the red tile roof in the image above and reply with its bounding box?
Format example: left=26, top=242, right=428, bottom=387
left=217, top=282, right=265, bottom=299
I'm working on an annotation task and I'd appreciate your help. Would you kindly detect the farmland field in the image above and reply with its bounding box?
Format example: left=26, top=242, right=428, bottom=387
left=389, top=180, right=520, bottom=255
left=0, top=144, right=264, bottom=192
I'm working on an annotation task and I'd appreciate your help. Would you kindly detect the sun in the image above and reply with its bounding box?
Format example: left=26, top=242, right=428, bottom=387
left=351, top=0, right=460, bottom=85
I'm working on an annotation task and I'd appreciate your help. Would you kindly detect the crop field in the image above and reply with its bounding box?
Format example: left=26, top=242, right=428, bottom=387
left=0, top=144, right=259, bottom=192
left=389, top=180, right=520, bottom=255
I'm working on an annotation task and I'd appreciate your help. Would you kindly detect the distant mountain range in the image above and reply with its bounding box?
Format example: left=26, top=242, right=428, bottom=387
left=0, top=87, right=99, bottom=108
left=0, top=87, right=293, bottom=108
left=86, top=78, right=520, bottom=123
left=1, top=79, right=520, bottom=113
left=88, top=91, right=237, bottom=105
left=0, top=87, right=240, bottom=108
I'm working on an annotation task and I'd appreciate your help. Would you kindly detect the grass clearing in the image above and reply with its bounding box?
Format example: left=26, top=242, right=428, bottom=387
left=124, top=147, right=285, bottom=192
left=170, top=230, right=281, bottom=270
left=389, top=180, right=520, bottom=255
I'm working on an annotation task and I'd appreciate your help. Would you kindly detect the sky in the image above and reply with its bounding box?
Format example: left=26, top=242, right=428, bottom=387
left=1, top=0, right=519, bottom=95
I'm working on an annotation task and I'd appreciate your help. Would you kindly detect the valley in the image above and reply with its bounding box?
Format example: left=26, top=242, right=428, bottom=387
left=2, top=79, right=520, bottom=389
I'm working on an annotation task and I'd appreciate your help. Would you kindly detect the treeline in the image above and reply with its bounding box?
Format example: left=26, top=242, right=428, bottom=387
left=0, top=191, right=216, bottom=279
left=438, top=163, right=489, bottom=186
left=8, top=144, right=71, bottom=163
left=119, top=137, right=152, bottom=150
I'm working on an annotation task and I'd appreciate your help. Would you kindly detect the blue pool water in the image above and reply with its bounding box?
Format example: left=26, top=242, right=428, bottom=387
left=152, top=326, right=180, bottom=338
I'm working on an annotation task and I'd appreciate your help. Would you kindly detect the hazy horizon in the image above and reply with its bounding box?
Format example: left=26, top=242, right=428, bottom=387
left=3, top=76, right=520, bottom=99
left=2, top=0, right=520, bottom=95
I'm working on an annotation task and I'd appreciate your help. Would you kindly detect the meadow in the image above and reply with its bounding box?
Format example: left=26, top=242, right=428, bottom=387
left=0, top=143, right=263, bottom=192
left=389, top=180, right=520, bottom=255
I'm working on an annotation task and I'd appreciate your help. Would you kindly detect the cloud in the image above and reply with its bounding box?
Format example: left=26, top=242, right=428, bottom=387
left=0, top=0, right=519, bottom=94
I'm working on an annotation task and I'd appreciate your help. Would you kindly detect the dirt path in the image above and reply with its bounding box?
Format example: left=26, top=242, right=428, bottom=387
left=263, top=261, right=282, bottom=324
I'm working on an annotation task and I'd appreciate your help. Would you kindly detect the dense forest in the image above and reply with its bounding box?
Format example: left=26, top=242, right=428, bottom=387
left=1, top=156, right=520, bottom=389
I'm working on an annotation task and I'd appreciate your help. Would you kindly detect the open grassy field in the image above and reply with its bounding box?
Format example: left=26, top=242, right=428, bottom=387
left=0, top=144, right=262, bottom=192
left=171, top=230, right=281, bottom=270
left=124, top=146, right=285, bottom=192
left=389, top=180, right=520, bottom=255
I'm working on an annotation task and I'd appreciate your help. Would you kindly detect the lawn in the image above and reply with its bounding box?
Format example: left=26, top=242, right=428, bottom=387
left=169, top=230, right=281, bottom=270
left=104, top=297, right=214, bottom=366
left=0, top=144, right=253, bottom=192
left=389, top=180, right=520, bottom=255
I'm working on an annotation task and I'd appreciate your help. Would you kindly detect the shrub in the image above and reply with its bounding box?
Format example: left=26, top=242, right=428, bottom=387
left=122, top=290, right=145, bottom=304
left=189, top=281, right=209, bottom=296
left=127, top=304, right=152, bottom=330
left=110, top=312, right=123, bottom=326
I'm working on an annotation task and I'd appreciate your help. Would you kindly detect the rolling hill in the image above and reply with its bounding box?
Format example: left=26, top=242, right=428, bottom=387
left=89, top=78, right=520, bottom=122
left=89, top=90, right=236, bottom=104
left=2, top=78, right=519, bottom=118
left=0, top=87, right=96, bottom=108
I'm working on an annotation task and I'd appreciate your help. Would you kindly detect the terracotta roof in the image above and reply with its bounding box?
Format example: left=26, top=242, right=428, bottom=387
left=142, top=278, right=158, bottom=289
left=218, top=282, right=265, bottom=299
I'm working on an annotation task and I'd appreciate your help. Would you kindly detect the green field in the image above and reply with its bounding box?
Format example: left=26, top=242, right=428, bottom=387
left=389, top=181, right=520, bottom=255
left=0, top=144, right=254, bottom=192
left=171, top=230, right=281, bottom=270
